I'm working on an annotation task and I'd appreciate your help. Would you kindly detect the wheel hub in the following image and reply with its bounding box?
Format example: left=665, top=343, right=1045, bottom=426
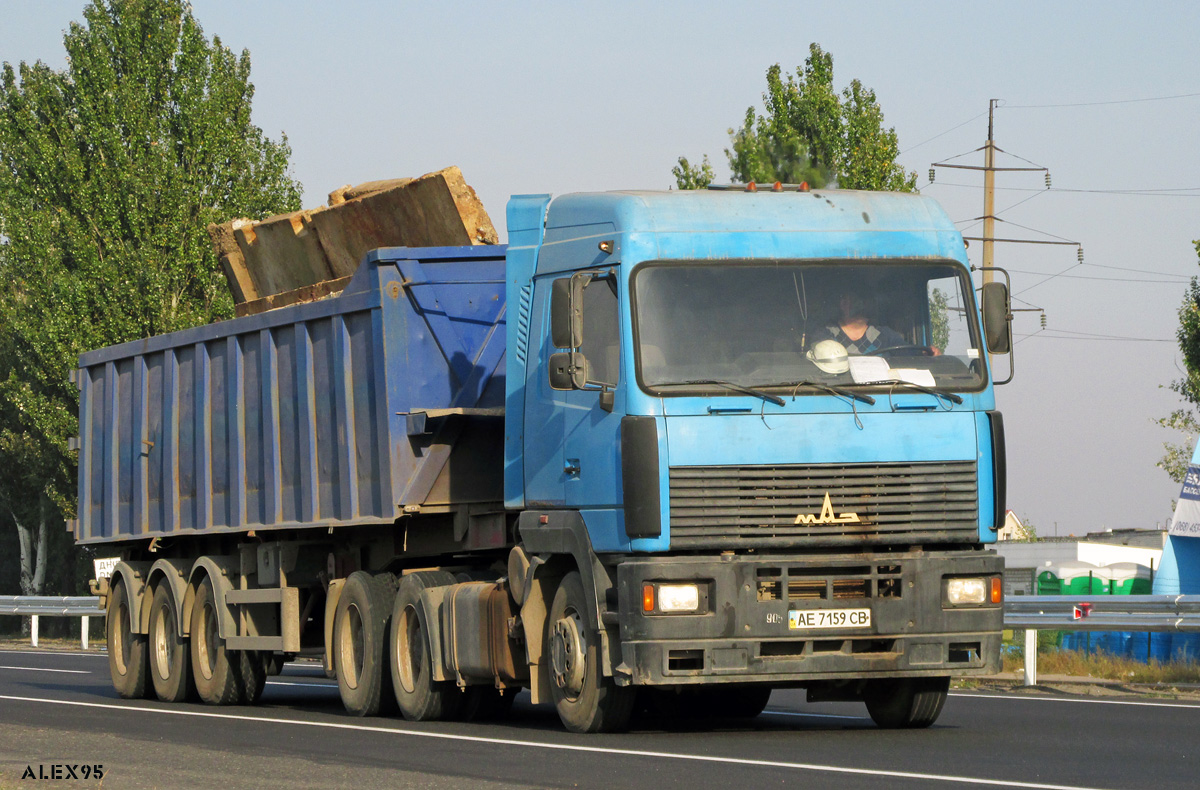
left=550, top=613, right=586, bottom=697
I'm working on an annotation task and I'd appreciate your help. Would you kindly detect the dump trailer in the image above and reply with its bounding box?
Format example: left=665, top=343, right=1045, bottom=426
left=76, top=186, right=1012, bottom=732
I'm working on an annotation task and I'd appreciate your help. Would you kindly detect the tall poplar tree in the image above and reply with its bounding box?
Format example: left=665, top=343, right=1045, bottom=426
left=0, top=0, right=302, bottom=597
left=674, top=43, right=916, bottom=192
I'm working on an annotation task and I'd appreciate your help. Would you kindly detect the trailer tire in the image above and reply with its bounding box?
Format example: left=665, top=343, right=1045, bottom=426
left=149, top=582, right=194, bottom=703
left=333, top=571, right=396, bottom=717
left=547, top=571, right=634, bottom=733
left=190, top=577, right=240, bottom=705
left=107, top=579, right=150, bottom=699
left=864, top=676, right=949, bottom=729
left=238, top=650, right=268, bottom=704
left=391, top=571, right=463, bottom=721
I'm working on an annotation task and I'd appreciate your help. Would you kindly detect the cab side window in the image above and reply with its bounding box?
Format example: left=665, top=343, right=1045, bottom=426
left=581, top=277, right=619, bottom=387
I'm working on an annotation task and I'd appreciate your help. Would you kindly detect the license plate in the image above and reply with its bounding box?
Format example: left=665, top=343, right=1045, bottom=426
left=788, top=608, right=871, bottom=630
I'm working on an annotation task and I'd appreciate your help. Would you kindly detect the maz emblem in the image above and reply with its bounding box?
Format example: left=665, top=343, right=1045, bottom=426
left=794, top=492, right=861, bottom=525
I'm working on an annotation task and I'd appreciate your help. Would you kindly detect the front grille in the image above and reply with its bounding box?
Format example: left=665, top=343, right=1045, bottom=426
left=669, top=461, right=978, bottom=549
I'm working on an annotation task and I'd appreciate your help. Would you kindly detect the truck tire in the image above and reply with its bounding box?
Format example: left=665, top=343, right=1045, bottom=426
left=864, top=676, right=949, bottom=729
left=391, top=571, right=463, bottom=721
left=107, top=579, right=150, bottom=699
left=190, top=577, right=240, bottom=705
left=547, top=571, right=634, bottom=733
left=333, top=571, right=397, bottom=717
left=149, top=582, right=194, bottom=702
left=238, top=650, right=267, bottom=704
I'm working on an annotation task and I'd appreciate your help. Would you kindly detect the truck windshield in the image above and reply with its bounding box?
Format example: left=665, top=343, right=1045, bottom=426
left=632, top=260, right=985, bottom=396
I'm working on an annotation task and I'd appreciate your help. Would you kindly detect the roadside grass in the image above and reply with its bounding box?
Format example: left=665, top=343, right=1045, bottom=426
left=1001, top=640, right=1200, bottom=684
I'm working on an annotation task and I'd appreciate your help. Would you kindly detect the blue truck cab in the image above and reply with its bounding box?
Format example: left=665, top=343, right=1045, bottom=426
left=79, top=185, right=1010, bottom=734
left=504, top=187, right=1006, bottom=724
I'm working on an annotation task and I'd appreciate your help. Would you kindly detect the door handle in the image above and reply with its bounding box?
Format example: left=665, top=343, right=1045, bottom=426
left=564, top=459, right=581, bottom=477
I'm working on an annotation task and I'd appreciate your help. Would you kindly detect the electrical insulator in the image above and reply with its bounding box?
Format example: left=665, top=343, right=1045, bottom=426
left=929, top=168, right=936, bottom=183
left=1076, top=246, right=1084, bottom=263
left=1040, top=313, right=1047, bottom=329
left=1045, top=171, right=1052, bottom=189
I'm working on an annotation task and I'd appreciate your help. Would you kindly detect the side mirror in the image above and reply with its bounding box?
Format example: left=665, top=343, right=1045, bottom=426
left=548, top=351, right=589, bottom=390
left=982, top=282, right=1012, bottom=355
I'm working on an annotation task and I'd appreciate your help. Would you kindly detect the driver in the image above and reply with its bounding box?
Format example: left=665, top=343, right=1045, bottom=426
left=814, top=291, right=905, bottom=355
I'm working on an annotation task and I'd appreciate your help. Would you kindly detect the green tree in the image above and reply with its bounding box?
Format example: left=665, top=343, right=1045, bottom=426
left=0, top=0, right=301, bottom=597
left=674, top=43, right=917, bottom=191
left=672, top=155, right=714, bottom=190
left=1159, top=241, right=1200, bottom=483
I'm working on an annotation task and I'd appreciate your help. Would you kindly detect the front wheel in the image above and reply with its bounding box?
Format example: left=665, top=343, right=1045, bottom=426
left=864, top=676, right=949, bottom=728
left=547, top=571, right=634, bottom=733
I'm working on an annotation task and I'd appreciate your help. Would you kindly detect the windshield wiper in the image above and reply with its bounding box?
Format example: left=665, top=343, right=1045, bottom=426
left=658, top=379, right=785, bottom=406
left=876, top=379, right=963, bottom=405
left=761, top=380, right=876, bottom=405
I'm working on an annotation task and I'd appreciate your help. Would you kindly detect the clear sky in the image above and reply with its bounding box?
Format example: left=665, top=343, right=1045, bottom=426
left=3, top=1, right=1198, bottom=537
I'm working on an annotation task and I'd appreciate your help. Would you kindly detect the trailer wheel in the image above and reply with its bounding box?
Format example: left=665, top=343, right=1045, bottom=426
left=333, top=571, right=397, bottom=716
left=864, top=676, right=949, bottom=729
left=149, top=582, right=194, bottom=702
left=238, top=650, right=268, bottom=704
left=547, top=571, right=634, bottom=733
left=107, top=578, right=150, bottom=699
left=190, top=577, right=240, bottom=705
left=391, top=571, right=463, bottom=721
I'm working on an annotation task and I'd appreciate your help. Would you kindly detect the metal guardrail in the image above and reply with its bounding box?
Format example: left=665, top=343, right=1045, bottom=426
left=0, top=595, right=105, bottom=650
left=1002, top=594, right=1200, bottom=686
left=1005, top=595, right=1200, bottom=633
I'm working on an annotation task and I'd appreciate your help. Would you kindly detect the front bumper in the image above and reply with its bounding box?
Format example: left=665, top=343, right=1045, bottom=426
left=615, top=550, right=1003, bottom=686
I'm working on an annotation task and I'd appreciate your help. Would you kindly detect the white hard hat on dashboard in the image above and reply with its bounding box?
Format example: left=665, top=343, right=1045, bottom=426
left=807, top=339, right=850, bottom=374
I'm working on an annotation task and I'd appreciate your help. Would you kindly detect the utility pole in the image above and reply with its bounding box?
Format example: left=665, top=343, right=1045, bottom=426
left=982, top=99, right=997, bottom=284
left=931, top=101, right=1078, bottom=282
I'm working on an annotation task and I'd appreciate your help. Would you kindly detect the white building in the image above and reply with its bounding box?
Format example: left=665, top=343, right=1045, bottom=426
left=992, top=530, right=1165, bottom=596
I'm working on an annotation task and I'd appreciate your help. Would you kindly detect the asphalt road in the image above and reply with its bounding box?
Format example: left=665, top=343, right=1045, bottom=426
left=0, top=648, right=1194, bottom=790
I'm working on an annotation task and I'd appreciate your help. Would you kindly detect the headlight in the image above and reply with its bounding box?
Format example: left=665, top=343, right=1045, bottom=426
left=642, top=582, right=707, bottom=614
left=946, top=577, right=987, bottom=605
left=657, top=584, right=701, bottom=612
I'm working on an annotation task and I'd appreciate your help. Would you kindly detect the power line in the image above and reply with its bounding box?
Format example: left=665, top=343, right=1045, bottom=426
left=1015, top=331, right=1173, bottom=343
left=900, top=111, right=990, bottom=155
left=1002, top=92, right=1200, bottom=109
left=1087, top=262, right=1193, bottom=278
left=1004, top=269, right=1187, bottom=284
left=931, top=181, right=1200, bottom=197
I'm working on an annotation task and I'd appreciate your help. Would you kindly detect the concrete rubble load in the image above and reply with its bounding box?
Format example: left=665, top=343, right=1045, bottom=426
left=207, top=166, right=498, bottom=316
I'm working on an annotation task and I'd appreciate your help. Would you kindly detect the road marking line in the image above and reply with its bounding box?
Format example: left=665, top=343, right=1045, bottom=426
left=265, top=681, right=336, bottom=689
left=0, top=666, right=90, bottom=674
left=0, top=693, right=1112, bottom=790
left=762, top=709, right=866, bottom=720
left=952, top=692, right=1200, bottom=710
left=0, top=650, right=105, bottom=658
